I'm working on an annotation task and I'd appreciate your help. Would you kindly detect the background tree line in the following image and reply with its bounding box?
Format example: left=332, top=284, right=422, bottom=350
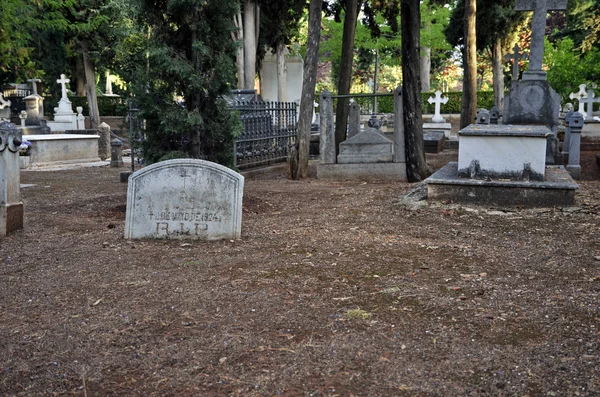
left=2, top=0, right=600, bottom=179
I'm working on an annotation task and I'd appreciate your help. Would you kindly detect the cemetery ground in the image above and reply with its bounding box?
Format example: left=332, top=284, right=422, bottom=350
left=1, top=151, right=600, bottom=396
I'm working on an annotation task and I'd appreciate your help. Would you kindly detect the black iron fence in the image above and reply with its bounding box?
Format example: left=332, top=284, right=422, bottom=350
left=231, top=101, right=297, bottom=169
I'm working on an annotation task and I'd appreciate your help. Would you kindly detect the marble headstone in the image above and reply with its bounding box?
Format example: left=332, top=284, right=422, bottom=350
left=125, top=159, right=244, bottom=240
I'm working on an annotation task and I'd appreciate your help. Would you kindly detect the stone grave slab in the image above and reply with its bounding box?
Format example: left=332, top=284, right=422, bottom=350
left=427, top=162, right=578, bottom=207
left=27, top=134, right=100, bottom=166
left=337, top=128, right=392, bottom=164
left=125, top=159, right=244, bottom=240
left=423, top=131, right=446, bottom=153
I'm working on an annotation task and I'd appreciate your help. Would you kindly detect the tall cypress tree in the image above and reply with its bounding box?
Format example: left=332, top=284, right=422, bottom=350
left=136, top=0, right=241, bottom=165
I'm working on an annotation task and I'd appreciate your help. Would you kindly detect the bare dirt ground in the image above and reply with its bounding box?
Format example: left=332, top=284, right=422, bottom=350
left=1, top=150, right=599, bottom=396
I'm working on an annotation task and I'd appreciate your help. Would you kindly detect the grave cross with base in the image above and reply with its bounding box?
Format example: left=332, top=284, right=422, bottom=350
left=515, top=0, right=567, bottom=79
left=569, top=84, right=588, bottom=119
left=504, top=44, right=527, bottom=81
left=57, top=74, right=70, bottom=101
left=427, top=90, right=449, bottom=123
left=27, top=78, right=41, bottom=96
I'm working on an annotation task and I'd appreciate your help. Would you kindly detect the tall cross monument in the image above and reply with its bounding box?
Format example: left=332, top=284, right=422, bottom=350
left=515, top=0, right=567, bottom=80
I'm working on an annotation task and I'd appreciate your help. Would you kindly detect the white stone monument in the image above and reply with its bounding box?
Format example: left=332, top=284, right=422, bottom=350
left=427, top=90, right=449, bottom=123
left=125, top=159, right=244, bottom=240
left=569, top=84, right=588, bottom=119
left=51, top=74, right=78, bottom=130
left=259, top=49, right=303, bottom=103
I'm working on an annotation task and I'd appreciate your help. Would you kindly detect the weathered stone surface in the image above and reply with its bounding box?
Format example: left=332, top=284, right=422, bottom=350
left=503, top=80, right=561, bottom=128
left=337, top=128, right=393, bottom=164
left=317, top=162, right=406, bottom=181
left=27, top=134, right=99, bottom=165
left=427, top=162, right=578, bottom=207
left=457, top=124, right=550, bottom=181
left=97, top=123, right=111, bottom=161
left=0, top=121, right=23, bottom=237
left=319, top=90, right=335, bottom=164
left=125, top=159, right=244, bottom=240
left=424, top=131, right=445, bottom=153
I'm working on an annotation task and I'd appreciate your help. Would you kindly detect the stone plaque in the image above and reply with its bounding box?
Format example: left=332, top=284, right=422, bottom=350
left=125, top=159, right=244, bottom=240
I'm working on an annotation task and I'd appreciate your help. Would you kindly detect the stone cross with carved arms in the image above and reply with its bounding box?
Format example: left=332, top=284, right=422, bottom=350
left=569, top=84, right=588, bottom=118
left=56, top=74, right=70, bottom=101
left=504, top=44, right=527, bottom=81
left=427, top=90, right=449, bottom=123
left=582, top=89, right=600, bottom=120
left=515, top=0, right=567, bottom=79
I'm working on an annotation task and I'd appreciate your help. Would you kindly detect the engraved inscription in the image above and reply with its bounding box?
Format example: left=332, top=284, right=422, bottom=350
left=149, top=211, right=222, bottom=222
left=155, top=222, right=209, bottom=237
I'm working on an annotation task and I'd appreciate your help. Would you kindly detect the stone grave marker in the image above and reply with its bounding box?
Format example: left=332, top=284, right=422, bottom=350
left=125, top=159, right=244, bottom=240
left=0, top=121, right=23, bottom=237
left=427, top=90, right=449, bottom=123
left=569, top=84, right=587, bottom=118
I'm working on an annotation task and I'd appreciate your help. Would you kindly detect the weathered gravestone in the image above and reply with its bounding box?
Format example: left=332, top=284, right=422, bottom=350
left=125, top=159, right=244, bottom=240
left=0, top=122, right=24, bottom=237
left=503, top=0, right=567, bottom=165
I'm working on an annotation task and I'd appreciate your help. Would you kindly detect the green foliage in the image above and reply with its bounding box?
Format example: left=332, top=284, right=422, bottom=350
left=134, top=0, right=241, bottom=166
left=544, top=36, right=600, bottom=101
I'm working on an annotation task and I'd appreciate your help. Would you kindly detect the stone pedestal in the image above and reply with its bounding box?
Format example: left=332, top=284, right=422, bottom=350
left=0, top=122, right=24, bottom=237
left=111, top=138, right=124, bottom=167
left=457, top=124, right=550, bottom=181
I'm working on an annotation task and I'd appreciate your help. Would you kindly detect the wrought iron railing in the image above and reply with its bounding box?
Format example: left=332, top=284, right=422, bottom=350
left=231, top=101, right=297, bottom=169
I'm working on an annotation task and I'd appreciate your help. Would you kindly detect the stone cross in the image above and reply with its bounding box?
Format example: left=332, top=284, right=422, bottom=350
left=582, top=89, right=600, bottom=120
left=504, top=44, right=527, bottom=81
left=56, top=74, right=70, bottom=101
left=27, top=78, right=41, bottom=95
left=569, top=84, right=588, bottom=118
left=427, top=90, right=449, bottom=123
left=515, top=0, right=567, bottom=77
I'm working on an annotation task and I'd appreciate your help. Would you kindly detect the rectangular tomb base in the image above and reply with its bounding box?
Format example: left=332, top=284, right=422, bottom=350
left=426, top=162, right=578, bottom=207
left=317, top=163, right=407, bottom=181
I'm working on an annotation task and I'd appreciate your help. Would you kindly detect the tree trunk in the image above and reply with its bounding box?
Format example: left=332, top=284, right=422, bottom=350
left=492, top=38, right=504, bottom=112
left=81, top=41, right=99, bottom=129
left=420, top=47, right=431, bottom=92
left=75, top=55, right=86, bottom=96
left=334, top=0, right=361, bottom=156
left=243, top=0, right=258, bottom=90
left=232, top=10, right=245, bottom=89
left=191, top=7, right=201, bottom=157
left=276, top=42, right=287, bottom=102
left=401, top=0, right=429, bottom=182
left=460, top=0, right=477, bottom=129
left=292, top=0, right=322, bottom=179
